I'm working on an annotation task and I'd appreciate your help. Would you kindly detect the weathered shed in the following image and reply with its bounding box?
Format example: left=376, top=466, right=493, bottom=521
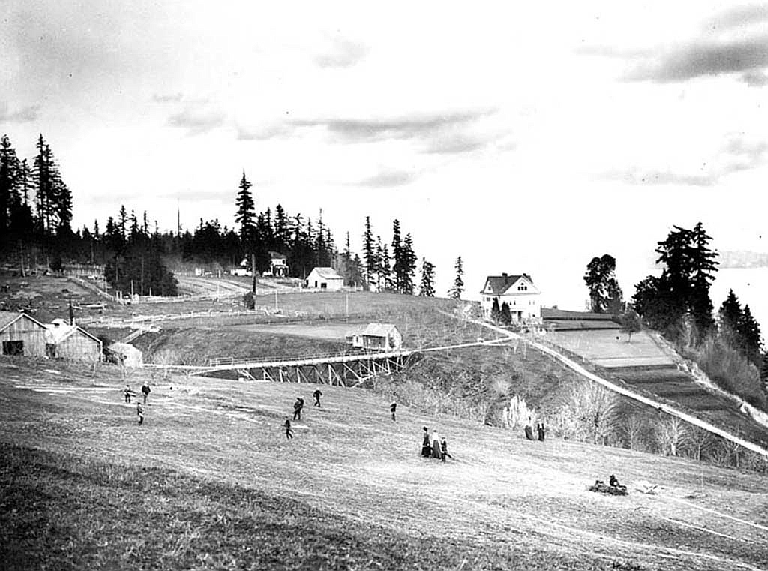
left=45, top=319, right=103, bottom=363
left=0, top=311, right=47, bottom=357
left=349, top=323, right=403, bottom=352
left=108, top=342, right=143, bottom=367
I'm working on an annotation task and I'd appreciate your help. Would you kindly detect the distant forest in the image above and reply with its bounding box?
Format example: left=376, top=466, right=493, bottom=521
left=0, top=134, right=433, bottom=297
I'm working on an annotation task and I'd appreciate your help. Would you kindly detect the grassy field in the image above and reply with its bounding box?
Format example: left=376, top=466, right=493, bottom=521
left=1, top=357, right=767, bottom=570
left=544, top=330, right=675, bottom=369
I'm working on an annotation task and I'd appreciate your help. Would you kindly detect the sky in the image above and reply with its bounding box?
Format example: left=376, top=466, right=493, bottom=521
left=2, top=1, right=768, bottom=316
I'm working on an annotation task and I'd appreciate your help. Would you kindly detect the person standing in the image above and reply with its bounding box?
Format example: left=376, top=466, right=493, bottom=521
left=141, top=381, right=151, bottom=404
left=537, top=421, right=545, bottom=441
left=390, top=401, right=397, bottom=421
left=431, top=429, right=442, bottom=459
left=440, top=436, right=452, bottom=461
left=284, top=417, right=293, bottom=439
left=524, top=423, right=534, bottom=440
left=421, top=427, right=432, bottom=457
left=124, top=384, right=132, bottom=403
left=136, top=401, right=144, bottom=425
left=313, top=389, right=322, bottom=407
left=293, top=397, right=304, bottom=421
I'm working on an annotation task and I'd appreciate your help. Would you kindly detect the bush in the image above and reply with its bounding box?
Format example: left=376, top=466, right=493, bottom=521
left=694, top=334, right=766, bottom=409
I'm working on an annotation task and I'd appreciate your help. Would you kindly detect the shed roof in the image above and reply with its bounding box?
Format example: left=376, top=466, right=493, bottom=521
left=309, top=267, right=343, bottom=280
left=0, top=310, right=46, bottom=332
left=362, top=323, right=399, bottom=337
left=45, top=321, right=101, bottom=345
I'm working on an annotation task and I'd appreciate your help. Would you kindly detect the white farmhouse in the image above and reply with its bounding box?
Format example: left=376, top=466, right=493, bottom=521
left=306, top=267, right=343, bottom=291
left=480, top=273, right=541, bottom=322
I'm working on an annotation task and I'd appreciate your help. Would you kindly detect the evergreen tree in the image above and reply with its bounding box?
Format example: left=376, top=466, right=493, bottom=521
left=235, top=172, right=256, bottom=244
left=689, top=222, right=718, bottom=331
left=391, top=219, right=403, bottom=291
left=118, top=205, right=128, bottom=243
left=380, top=243, right=392, bottom=290
left=0, top=134, right=18, bottom=240
left=500, top=301, right=512, bottom=325
left=491, top=298, right=501, bottom=323
left=719, top=289, right=742, bottom=335
left=401, top=233, right=417, bottom=294
left=363, top=216, right=376, bottom=288
left=274, top=204, right=289, bottom=252
left=738, top=305, right=762, bottom=366
left=449, top=256, right=464, bottom=299
left=419, top=258, right=435, bottom=296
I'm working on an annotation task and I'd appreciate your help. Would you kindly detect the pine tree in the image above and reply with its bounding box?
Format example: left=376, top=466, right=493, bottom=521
left=274, top=204, right=289, bottom=252
left=500, top=302, right=512, bottom=325
left=235, top=172, right=256, bottom=244
left=719, top=289, right=742, bottom=333
left=401, top=233, right=417, bottom=295
left=391, top=219, right=403, bottom=292
left=363, top=216, right=376, bottom=288
left=419, top=258, right=435, bottom=296
left=380, top=243, right=392, bottom=290
left=738, top=305, right=762, bottom=366
left=449, top=256, right=464, bottom=299
left=0, top=134, right=18, bottom=240
left=491, top=298, right=501, bottom=323
left=689, top=222, right=718, bottom=332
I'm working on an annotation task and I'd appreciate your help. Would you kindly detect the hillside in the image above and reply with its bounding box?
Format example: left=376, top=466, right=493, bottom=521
left=1, top=358, right=766, bottom=570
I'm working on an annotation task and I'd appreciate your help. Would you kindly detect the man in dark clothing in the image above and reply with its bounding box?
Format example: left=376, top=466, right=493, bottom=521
left=141, top=381, right=151, bottom=404
left=293, top=398, right=304, bottom=421
left=124, top=384, right=132, bottom=403
left=524, top=424, right=534, bottom=440
left=313, top=389, right=322, bottom=407
left=421, top=427, right=432, bottom=457
left=136, top=402, right=144, bottom=425
left=284, top=417, right=293, bottom=439
left=537, top=421, right=545, bottom=441
left=390, top=402, right=397, bottom=421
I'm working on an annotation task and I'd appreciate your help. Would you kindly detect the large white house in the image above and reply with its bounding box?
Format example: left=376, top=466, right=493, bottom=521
left=306, top=267, right=343, bottom=291
left=480, top=273, right=541, bottom=322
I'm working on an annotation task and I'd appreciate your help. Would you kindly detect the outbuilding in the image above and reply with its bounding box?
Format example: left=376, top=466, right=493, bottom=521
left=108, top=342, right=143, bottom=367
left=45, top=319, right=103, bottom=363
left=348, top=323, right=403, bottom=352
left=0, top=311, right=47, bottom=357
left=306, top=267, right=343, bottom=291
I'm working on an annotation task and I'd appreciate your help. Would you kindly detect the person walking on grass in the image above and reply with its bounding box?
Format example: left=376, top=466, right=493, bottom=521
left=141, top=380, right=151, bottom=404
left=313, top=389, right=322, bottom=407
left=124, top=384, right=132, bottom=403
left=421, top=427, right=432, bottom=457
left=390, top=401, right=397, bottom=421
left=293, top=397, right=304, bottom=421
left=431, top=429, right=442, bottom=459
left=136, top=401, right=144, bottom=425
left=284, top=417, right=293, bottom=439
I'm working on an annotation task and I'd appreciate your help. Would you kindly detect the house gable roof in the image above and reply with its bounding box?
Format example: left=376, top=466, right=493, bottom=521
left=0, top=310, right=46, bottom=332
left=362, top=323, right=399, bottom=338
left=45, top=321, right=101, bottom=345
left=309, top=267, right=342, bottom=280
left=481, top=274, right=538, bottom=296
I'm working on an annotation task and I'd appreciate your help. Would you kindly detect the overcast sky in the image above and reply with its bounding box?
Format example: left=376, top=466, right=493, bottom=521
left=2, top=1, right=767, bottom=310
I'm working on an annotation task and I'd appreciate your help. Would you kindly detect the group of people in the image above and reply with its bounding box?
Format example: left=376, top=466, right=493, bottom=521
left=124, top=381, right=152, bottom=425
left=420, top=427, right=452, bottom=462
left=284, top=389, right=324, bottom=438
left=524, top=419, right=546, bottom=441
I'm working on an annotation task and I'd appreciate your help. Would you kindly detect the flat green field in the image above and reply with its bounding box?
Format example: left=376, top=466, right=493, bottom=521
left=1, top=358, right=767, bottom=571
left=544, top=330, right=675, bottom=368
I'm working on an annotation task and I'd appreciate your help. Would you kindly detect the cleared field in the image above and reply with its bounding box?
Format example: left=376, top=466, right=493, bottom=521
left=1, top=358, right=767, bottom=570
left=231, top=322, right=364, bottom=341
left=545, top=329, right=675, bottom=368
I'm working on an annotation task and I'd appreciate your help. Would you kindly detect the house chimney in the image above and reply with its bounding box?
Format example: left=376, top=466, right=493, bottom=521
left=502, top=272, right=508, bottom=284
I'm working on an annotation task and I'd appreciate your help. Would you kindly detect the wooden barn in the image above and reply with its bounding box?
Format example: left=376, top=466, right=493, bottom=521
left=306, top=267, right=343, bottom=291
left=347, top=323, right=403, bottom=352
left=0, top=311, right=48, bottom=357
left=45, top=319, right=103, bottom=363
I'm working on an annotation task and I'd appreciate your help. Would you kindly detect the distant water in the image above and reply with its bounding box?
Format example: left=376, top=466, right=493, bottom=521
left=711, top=267, right=768, bottom=342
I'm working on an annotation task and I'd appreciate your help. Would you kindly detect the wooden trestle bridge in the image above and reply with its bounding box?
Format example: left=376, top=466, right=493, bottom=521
left=159, top=338, right=514, bottom=386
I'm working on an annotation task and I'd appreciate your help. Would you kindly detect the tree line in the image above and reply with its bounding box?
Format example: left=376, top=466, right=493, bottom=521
left=585, top=223, right=766, bottom=408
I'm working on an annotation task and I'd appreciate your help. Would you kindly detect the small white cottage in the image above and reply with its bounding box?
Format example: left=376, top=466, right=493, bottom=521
left=306, top=267, right=343, bottom=291
left=347, top=323, right=403, bottom=352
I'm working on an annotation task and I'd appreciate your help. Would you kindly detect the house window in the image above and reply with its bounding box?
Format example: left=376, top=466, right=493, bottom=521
left=2, top=340, right=24, bottom=356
